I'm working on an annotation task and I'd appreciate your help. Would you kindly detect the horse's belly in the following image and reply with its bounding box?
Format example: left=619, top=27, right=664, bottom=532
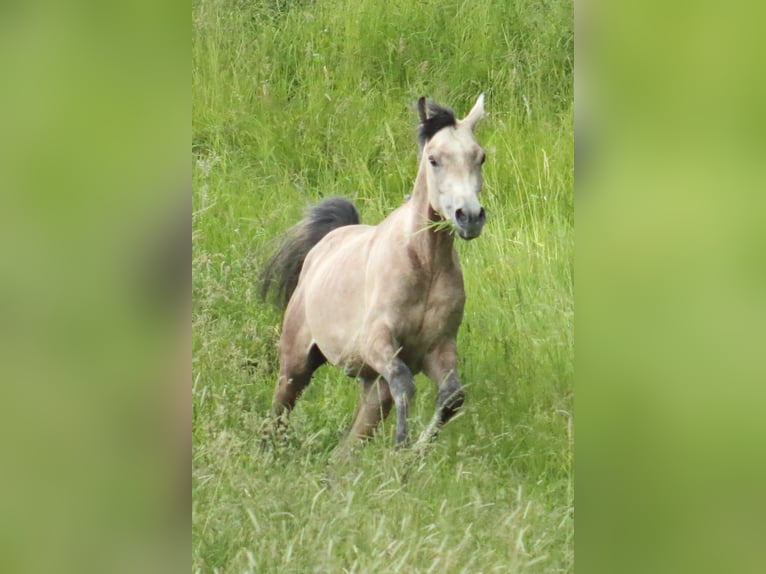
left=305, top=298, right=365, bottom=368
left=302, top=258, right=367, bottom=369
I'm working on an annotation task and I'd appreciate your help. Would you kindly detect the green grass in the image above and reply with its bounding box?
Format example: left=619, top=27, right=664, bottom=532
left=193, top=0, right=573, bottom=571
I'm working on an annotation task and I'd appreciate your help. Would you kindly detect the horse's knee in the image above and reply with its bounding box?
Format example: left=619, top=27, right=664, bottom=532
left=386, top=362, right=415, bottom=399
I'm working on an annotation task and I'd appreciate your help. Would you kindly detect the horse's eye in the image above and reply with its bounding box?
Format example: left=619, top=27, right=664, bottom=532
left=428, top=156, right=438, bottom=167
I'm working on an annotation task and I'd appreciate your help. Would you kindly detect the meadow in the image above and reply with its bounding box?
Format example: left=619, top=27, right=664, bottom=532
left=192, top=0, right=573, bottom=571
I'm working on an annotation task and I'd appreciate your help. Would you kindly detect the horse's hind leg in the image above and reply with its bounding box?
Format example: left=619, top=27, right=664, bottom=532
left=272, top=342, right=325, bottom=421
left=270, top=299, right=326, bottom=427
left=345, top=377, right=393, bottom=444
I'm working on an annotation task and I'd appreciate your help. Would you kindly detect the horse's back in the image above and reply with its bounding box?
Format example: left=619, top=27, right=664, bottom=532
left=301, top=223, right=375, bottom=279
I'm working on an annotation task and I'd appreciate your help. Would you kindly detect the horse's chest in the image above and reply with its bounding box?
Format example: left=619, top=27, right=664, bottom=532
left=395, top=276, right=465, bottom=353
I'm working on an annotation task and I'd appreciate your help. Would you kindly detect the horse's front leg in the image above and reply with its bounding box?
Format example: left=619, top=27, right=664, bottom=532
left=386, top=360, right=416, bottom=446
left=366, top=335, right=415, bottom=446
left=417, top=341, right=465, bottom=445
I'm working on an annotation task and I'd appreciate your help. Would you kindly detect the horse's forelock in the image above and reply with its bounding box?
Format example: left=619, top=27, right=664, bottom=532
left=417, top=102, right=456, bottom=145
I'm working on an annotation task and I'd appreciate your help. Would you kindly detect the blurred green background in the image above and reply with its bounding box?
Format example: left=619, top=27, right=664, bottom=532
left=0, top=1, right=187, bottom=573
left=577, top=1, right=766, bottom=573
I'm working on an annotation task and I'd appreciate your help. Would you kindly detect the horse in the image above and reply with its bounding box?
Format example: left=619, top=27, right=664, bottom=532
left=259, top=94, right=487, bottom=448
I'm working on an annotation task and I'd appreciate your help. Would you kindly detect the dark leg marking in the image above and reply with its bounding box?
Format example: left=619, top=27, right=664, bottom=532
left=384, top=360, right=416, bottom=446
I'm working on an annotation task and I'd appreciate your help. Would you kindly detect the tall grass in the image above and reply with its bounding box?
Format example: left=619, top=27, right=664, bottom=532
left=193, top=0, right=573, bottom=571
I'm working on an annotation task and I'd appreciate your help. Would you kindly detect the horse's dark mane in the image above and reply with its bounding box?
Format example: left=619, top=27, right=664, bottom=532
left=417, top=101, right=456, bottom=145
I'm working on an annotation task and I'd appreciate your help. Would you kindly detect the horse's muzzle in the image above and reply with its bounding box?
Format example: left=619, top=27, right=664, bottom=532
left=454, top=206, right=486, bottom=240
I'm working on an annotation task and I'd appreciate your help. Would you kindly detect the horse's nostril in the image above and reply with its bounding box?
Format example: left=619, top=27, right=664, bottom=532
left=478, top=207, right=486, bottom=222
left=455, top=208, right=467, bottom=223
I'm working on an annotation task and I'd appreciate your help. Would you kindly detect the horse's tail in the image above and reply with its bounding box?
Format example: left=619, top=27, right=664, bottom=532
left=259, top=196, right=360, bottom=309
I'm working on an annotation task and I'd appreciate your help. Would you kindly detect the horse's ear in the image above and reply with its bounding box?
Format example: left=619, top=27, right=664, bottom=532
left=462, top=93, right=486, bottom=131
left=417, top=96, right=428, bottom=124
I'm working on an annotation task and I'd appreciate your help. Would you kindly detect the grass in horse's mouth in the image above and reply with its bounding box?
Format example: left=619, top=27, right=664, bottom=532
left=414, top=218, right=455, bottom=236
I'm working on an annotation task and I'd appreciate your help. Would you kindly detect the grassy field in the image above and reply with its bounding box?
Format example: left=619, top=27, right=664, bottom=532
left=192, top=0, right=573, bottom=571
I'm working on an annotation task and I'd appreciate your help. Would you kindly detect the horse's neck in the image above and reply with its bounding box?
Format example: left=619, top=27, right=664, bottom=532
left=404, top=162, right=456, bottom=269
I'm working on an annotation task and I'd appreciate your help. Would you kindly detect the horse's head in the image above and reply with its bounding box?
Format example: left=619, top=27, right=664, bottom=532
left=418, top=94, right=487, bottom=240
